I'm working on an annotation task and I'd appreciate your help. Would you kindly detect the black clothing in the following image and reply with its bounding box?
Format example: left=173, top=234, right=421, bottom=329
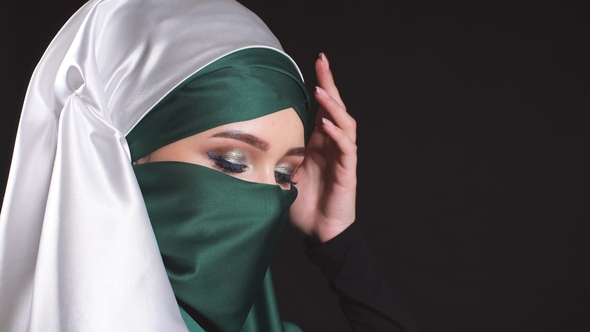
left=305, top=222, right=419, bottom=331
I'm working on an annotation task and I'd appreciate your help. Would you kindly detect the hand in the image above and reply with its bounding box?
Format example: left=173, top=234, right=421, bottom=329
left=289, top=53, right=358, bottom=244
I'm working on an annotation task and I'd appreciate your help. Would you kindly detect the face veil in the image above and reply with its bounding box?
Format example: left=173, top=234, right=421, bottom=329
left=0, top=0, right=308, bottom=331
left=129, top=48, right=310, bottom=331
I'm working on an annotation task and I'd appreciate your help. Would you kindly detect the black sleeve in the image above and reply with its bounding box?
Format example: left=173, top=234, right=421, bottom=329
left=304, top=222, right=419, bottom=332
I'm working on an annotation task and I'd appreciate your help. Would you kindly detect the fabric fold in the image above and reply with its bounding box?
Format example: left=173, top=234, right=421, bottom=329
left=0, top=0, right=307, bottom=330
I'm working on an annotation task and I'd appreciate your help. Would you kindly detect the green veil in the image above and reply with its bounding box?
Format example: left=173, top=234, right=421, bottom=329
left=128, top=48, right=310, bottom=331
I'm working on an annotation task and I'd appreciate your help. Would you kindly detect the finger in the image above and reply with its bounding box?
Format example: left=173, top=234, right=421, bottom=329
left=315, top=86, right=357, bottom=142
left=319, top=117, right=358, bottom=172
left=315, top=53, right=344, bottom=107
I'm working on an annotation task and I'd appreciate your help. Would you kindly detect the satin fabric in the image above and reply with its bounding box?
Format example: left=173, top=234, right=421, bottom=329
left=127, top=48, right=309, bottom=162
left=128, top=47, right=309, bottom=331
left=0, top=0, right=306, bottom=330
left=134, top=163, right=301, bottom=331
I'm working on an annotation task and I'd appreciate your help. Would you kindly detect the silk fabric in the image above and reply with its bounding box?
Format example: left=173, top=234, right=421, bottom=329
left=0, top=0, right=306, bottom=330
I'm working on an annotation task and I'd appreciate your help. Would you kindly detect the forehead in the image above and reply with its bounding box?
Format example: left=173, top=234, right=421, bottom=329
left=195, top=108, right=305, bottom=148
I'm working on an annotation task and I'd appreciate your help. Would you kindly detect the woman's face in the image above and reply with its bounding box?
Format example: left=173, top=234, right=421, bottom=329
left=135, top=108, right=305, bottom=189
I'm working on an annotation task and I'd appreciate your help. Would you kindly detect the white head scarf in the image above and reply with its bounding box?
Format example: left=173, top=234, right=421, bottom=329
left=0, top=0, right=303, bottom=330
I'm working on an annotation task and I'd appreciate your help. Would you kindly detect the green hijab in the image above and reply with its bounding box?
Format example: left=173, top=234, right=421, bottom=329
left=127, top=48, right=310, bottom=331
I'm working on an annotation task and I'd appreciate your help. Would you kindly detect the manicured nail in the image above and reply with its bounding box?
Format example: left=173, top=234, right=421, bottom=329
left=319, top=52, right=330, bottom=69
left=321, top=117, right=334, bottom=128
left=315, top=86, right=330, bottom=98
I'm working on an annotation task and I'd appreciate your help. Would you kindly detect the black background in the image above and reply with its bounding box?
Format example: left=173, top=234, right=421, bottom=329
left=1, top=1, right=588, bottom=331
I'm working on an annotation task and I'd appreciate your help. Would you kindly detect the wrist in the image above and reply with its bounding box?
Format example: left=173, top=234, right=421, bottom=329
left=309, top=220, right=354, bottom=244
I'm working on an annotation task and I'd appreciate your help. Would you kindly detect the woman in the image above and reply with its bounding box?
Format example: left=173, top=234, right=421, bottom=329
left=0, top=0, right=418, bottom=330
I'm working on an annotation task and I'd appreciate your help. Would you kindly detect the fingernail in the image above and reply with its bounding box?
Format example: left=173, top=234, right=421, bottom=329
left=321, top=117, right=334, bottom=128
left=315, top=86, right=330, bottom=98
left=319, top=52, right=330, bottom=69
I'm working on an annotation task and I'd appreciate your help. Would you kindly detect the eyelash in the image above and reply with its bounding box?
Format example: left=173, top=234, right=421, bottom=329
left=207, top=152, right=247, bottom=173
left=206, top=152, right=296, bottom=186
left=275, top=172, right=296, bottom=186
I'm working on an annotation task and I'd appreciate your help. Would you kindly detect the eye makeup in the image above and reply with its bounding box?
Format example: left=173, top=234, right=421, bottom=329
left=205, top=151, right=300, bottom=186
left=274, top=163, right=297, bottom=185
left=206, top=151, right=248, bottom=173
left=274, top=172, right=295, bottom=185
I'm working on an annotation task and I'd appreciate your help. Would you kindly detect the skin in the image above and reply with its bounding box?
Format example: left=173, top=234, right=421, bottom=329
left=136, top=53, right=357, bottom=244
left=135, top=108, right=306, bottom=191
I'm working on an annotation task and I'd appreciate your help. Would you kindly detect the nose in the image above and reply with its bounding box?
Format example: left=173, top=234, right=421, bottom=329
left=258, top=165, right=276, bottom=185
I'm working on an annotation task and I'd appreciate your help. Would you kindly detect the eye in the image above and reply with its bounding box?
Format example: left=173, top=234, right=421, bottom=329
left=274, top=163, right=297, bottom=186
left=274, top=171, right=296, bottom=186
left=206, top=152, right=247, bottom=173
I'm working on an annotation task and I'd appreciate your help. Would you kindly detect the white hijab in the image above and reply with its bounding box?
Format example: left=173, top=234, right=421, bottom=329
left=0, top=0, right=303, bottom=330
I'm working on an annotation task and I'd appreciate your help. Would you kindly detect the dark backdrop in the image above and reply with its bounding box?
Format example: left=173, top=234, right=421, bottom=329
left=1, top=1, right=588, bottom=331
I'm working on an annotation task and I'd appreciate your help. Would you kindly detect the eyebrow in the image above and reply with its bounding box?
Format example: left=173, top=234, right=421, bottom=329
left=285, top=147, right=306, bottom=156
left=211, top=131, right=269, bottom=151
left=210, top=131, right=305, bottom=156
